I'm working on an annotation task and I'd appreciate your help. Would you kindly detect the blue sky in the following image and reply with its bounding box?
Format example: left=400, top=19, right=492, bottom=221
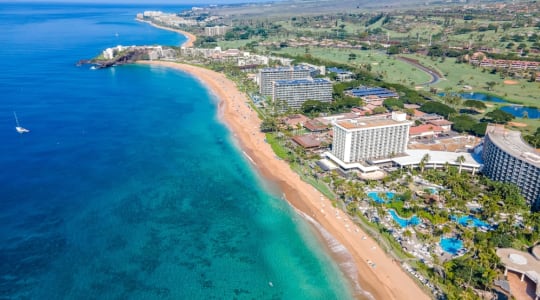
left=9, top=0, right=270, bottom=3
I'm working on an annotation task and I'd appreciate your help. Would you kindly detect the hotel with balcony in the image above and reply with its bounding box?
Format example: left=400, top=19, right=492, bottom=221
left=272, top=78, right=332, bottom=111
left=325, top=112, right=412, bottom=174
left=482, top=125, right=540, bottom=208
left=258, top=66, right=314, bottom=96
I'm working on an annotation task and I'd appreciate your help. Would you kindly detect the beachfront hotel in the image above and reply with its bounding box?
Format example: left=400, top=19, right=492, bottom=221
left=331, top=112, right=411, bottom=163
left=272, top=78, right=332, bottom=110
left=258, top=66, right=313, bottom=96
left=481, top=125, right=540, bottom=208
left=204, top=25, right=229, bottom=36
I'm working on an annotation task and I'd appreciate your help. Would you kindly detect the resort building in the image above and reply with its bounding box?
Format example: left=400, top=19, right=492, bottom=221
left=409, top=124, right=444, bottom=139
left=272, top=78, right=332, bottom=111
left=327, top=67, right=355, bottom=82
left=392, top=150, right=481, bottom=174
left=481, top=125, right=540, bottom=208
left=497, top=247, right=540, bottom=300
left=204, top=25, right=229, bottom=36
left=258, top=66, right=313, bottom=96
left=331, top=112, right=411, bottom=163
left=345, top=86, right=399, bottom=103
left=427, top=119, right=453, bottom=132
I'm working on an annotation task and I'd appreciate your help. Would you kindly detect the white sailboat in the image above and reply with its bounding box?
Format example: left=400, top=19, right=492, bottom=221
left=14, top=112, right=30, bottom=134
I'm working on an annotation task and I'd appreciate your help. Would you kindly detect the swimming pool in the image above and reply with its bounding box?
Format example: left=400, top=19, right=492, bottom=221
left=451, top=215, right=491, bottom=229
left=367, top=191, right=396, bottom=203
left=440, top=238, right=464, bottom=255
left=388, top=209, right=420, bottom=227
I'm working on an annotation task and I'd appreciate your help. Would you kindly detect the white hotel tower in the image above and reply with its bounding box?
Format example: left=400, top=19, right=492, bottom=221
left=331, top=112, right=411, bottom=163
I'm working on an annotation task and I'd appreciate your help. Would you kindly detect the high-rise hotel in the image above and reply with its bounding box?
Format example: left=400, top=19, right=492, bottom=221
left=258, top=66, right=313, bottom=96
left=272, top=78, right=332, bottom=110
left=482, top=125, right=540, bottom=208
left=331, top=112, right=411, bottom=163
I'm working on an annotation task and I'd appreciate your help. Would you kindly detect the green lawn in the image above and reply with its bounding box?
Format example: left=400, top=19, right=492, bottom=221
left=272, top=47, right=432, bottom=85
left=400, top=54, right=540, bottom=106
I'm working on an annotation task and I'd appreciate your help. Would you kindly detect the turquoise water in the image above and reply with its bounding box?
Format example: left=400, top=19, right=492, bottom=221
left=451, top=215, right=491, bottom=229
left=0, top=3, right=356, bottom=299
left=440, top=238, right=464, bottom=255
left=388, top=209, right=420, bottom=227
left=367, top=191, right=395, bottom=203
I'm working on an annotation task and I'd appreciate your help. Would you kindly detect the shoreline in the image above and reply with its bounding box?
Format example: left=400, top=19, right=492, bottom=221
left=137, top=60, right=431, bottom=300
left=136, top=19, right=196, bottom=47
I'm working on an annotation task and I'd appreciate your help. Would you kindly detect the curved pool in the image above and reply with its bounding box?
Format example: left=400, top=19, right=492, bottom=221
left=367, top=191, right=396, bottom=203
left=389, top=209, right=420, bottom=227
left=451, top=215, right=491, bottom=229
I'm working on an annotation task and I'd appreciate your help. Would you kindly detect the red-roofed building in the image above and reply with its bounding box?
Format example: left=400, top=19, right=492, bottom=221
left=428, top=119, right=453, bottom=132
left=413, top=109, right=426, bottom=118
left=283, top=114, right=309, bottom=128
left=292, top=135, right=322, bottom=149
left=409, top=124, right=444, bottom=138
left=304, top=119, right=329, bottom=132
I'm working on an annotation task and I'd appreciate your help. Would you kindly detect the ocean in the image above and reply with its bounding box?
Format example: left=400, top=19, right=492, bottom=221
left=0, top=3, right=355, bottom=299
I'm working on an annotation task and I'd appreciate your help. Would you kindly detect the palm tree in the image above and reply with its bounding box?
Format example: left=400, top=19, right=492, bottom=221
left=456, top=155, right=466, bottom=174
left=419, top=153, right=431, bottom=174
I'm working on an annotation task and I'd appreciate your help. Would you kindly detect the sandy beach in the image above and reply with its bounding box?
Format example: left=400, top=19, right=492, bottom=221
left=136, top=19, right=196, bottom=47
left=138, top=60, right=431, bottom=300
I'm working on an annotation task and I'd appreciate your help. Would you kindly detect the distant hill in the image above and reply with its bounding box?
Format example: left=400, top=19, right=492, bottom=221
left=209, top=0, right=515, bottom=16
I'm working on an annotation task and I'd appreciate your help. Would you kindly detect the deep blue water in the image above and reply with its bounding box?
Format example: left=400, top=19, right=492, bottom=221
left=458, top=92, right=508, bottom=103
left=0, top=3, right=355, bottom=299
left=500, top=105, right=540, bottom=119
left=439, top=92, right=540, bottom=118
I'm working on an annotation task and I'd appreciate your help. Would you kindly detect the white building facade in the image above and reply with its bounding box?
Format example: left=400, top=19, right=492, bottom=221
left=204, top=26, right=229, bottom=36
left=258, top=66, right=312, bottom=96
left=272, top=78, right=332, bottom=110
left=332, top=112, right=411, bottom=163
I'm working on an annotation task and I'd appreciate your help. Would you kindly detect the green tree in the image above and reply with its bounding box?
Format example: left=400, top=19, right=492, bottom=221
left=419, top=153, right=430, bottom=173
left=456, top=155, right=466, bottom=174
left=485, top=81, right=496, bottom=91
left=420, top=101, right=456, bottom=118
left=382, top=97, right=404, bottom=111
left=463, top=100, right=486, bottom=111
left=485, top=109, right=514, bottom=124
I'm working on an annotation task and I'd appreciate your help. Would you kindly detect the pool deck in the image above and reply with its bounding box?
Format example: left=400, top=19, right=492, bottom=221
left=497, top=248, right=540, bottom=300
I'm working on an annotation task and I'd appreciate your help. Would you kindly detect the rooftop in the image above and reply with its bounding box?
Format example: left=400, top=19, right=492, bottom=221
left=336, top=114, right=410, bottom=130
left=420, top=113, right=444, bottom=121
left=305, top=119, right=329, bottom=132
left=428, top=119, right=454, bottom=126
left=283, top=114, right=309, bottom=126
left=486, top=125, right=540, bottom=167
left=274, top=78, right=331, bottom=85
left=497, top=248, right=540, bottom=297
left=292, top=135, right=321, bottom=148
left=409, top=124, right=444, bottom=136
left=327, top=67, right=351, bottom=74
left=392, top=149, right=482, bottom=168
left=260, top=65, right=312, bottom=73
left=346, top=86, right=398, bottom=98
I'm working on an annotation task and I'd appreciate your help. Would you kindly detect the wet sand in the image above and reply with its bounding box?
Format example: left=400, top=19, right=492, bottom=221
left=137, top=60, right=431, bottom=300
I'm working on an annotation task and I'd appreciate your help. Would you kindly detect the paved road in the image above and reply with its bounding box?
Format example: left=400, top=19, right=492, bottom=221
left=396, top=56, right=443, bottom=86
